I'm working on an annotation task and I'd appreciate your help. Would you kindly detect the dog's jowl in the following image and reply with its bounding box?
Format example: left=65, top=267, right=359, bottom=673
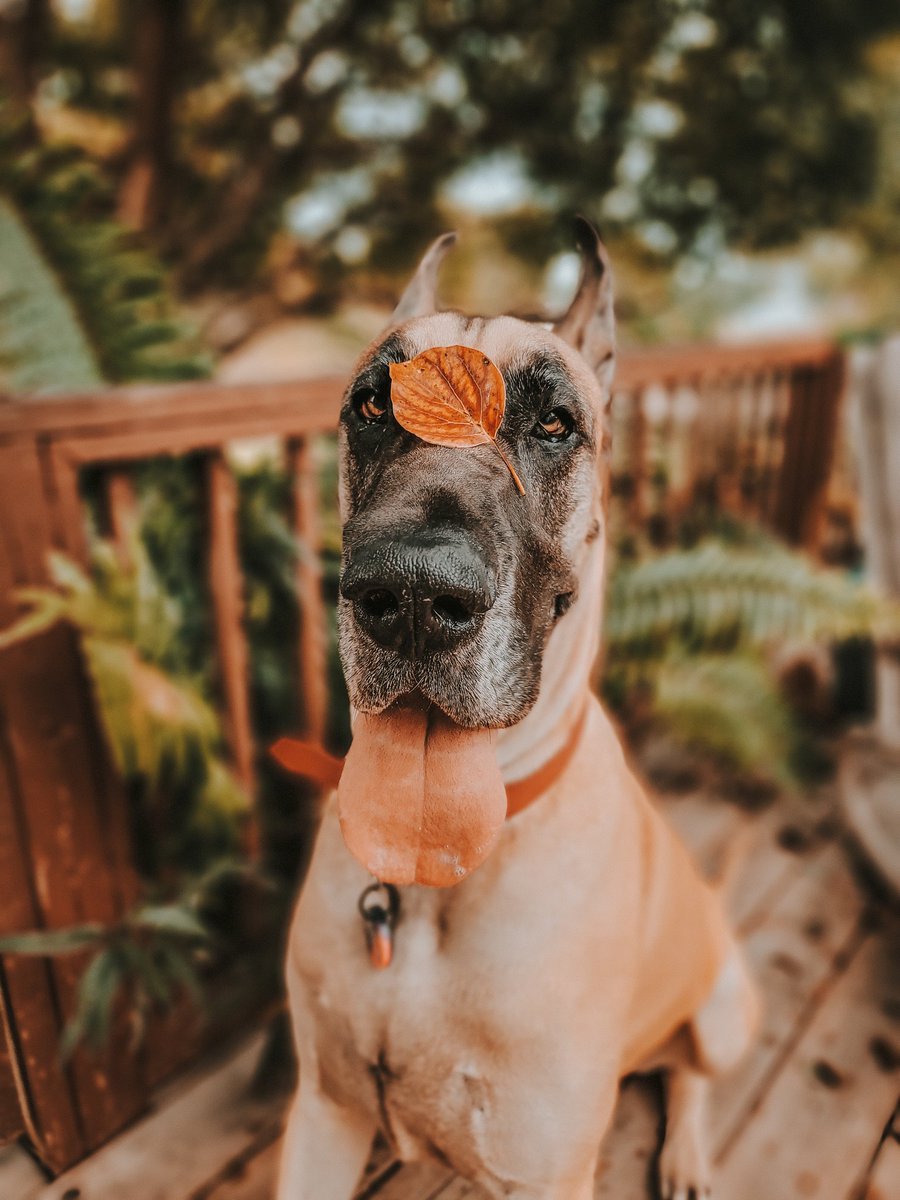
left=278, top=220, right=759, bottom=1200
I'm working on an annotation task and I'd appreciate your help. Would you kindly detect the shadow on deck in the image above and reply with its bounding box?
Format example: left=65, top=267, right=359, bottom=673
left=3, top=788, right=899, bottom=1200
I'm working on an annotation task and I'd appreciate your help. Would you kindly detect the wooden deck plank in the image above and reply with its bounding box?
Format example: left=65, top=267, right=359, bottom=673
left=196, top=1138, right=283, bottom=1200
left=715, top=926, right=900, bottom=1199
left=710, top=839, right=865, bottom=1159
left=660, top=792, right=745, bottom=878
left=864, top=1118, right=900, bottom=1200
left=728, top=810, right=809, bottom=935
left=592, top=1079, right=662, bottom=1200
left=33, top=1032, right=281, bottom=1200
left=201, top=1131, right=400, bottom=1200
left=0, top=1143, right=45, bottom=1200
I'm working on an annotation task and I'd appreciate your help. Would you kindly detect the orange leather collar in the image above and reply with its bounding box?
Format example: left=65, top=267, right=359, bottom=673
left=503, top=703, right=588, bottom=818
left=270, top=703, right=587, bottom=822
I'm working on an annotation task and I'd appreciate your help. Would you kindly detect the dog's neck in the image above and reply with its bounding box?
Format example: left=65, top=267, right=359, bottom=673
left=494, top=531, right=605, bottom=784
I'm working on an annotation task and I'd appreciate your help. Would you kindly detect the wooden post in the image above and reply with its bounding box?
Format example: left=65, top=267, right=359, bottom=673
left=0, top=624, right=145, bottom=1168
left=204, top=452, right=257, bottom=852
left=117, top=0, right=184, bottom=231
left=42, top=443, right=91, bottom=566
left=103, top=468, right=140, bottom=566
left=855, top=339, right=900, bottom=748
left=630, top=389, right=648, bottom=531
left=0, top=0, right=48, bottom=113
left=773, top=353, right=845, bottom=547
left=288, top=437, right=328, bottom=742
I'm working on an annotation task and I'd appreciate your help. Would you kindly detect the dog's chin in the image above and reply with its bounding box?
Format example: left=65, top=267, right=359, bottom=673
left=352, top=684, right=537, bottom=731
left=339, top=636, right=543, bottom=730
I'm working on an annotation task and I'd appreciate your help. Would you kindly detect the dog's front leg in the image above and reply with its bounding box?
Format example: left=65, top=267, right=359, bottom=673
left=276, top=1079, right=376, bottom=1200
left=658, top=1068, right=711, bottom=1200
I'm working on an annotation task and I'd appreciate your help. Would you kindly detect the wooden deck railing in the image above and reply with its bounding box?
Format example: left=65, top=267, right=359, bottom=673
left=0, top=336, right=846, bottom=1171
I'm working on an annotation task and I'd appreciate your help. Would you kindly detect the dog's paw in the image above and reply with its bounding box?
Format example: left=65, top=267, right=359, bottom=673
left=658, top=1125, right=712, bottom=1200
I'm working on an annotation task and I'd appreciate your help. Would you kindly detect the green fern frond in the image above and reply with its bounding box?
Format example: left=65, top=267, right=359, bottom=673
left=651, top=653, right=799, bottom=789
left=0, top=543, right=246, bottom=821
left=0, top=196, right=102, bottom=390
left=0, top=121, right=210, bottom=389
left=606, top=537, right=899, bottom=659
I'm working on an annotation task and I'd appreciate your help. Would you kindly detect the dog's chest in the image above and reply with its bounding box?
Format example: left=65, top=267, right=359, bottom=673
left=287, top=802, right=638, bottom=1183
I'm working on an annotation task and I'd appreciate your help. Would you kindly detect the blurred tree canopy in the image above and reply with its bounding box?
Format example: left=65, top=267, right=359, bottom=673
left=2, top=0, right=900, bottom=303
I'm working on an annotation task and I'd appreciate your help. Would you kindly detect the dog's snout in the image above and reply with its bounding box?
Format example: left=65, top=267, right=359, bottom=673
left=341, top=533, right=496, bottom=659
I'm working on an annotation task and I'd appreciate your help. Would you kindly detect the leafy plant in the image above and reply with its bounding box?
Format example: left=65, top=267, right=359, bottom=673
left=602, top=529, right=900, bottom=790
left=0, top=194, right=101, bottom=391
left=649, top=654, right=799, bottom=790
left=0, top=118, right=209, bottom=388
left=0, top=860, right=271, bottom=1054
left=606, top=535, right=899, bottom=658
left=0, top=544, right=248, bottom=864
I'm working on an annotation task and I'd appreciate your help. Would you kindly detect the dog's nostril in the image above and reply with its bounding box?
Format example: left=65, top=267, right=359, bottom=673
left=431, top=595, right=473, bottom=625
left=361, top=588, right=399, bottom=620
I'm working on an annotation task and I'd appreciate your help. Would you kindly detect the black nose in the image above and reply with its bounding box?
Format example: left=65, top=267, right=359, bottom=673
left=340, top=532, right=496, bottom=659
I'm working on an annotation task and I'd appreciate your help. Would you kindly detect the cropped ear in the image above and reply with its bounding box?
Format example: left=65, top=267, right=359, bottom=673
left=553, top=216, right=615, bottom=393
left=388, top=231, right=458, bottom=326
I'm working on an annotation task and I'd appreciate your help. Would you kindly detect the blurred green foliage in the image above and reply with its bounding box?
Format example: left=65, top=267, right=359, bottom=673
left=0, top=546, right=249, bottom=872
left=4, top=0, right=900, bottom=304
left=0, top=120, right=209, bottom=385
left=603, top=524, right=900, bottom=791
left=0, top=860, right=275, bottom=1054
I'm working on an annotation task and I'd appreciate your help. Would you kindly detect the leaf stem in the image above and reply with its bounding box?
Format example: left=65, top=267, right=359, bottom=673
left=494, top=443, right=525, bottom=496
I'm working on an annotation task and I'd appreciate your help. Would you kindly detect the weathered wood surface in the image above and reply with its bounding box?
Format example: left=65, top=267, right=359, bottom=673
left=3, top=788, right=894, bottom=1200
left=0, top=340, right=837, bottom=439
left=289, top=436, right=328, bottom=742
left=0, top=1042, right=22, bottom=1146
left=0, top=1143, right=44, bottom=1200
left=0, top=623, right=144, bottom=1169
left=31, top=1032, right=280, bottom=1200
left=853, top=338, right=900, bottom=749
left=865, top=1110, right=900, bottom=1200
left=205, top=451, right=256, bottom=821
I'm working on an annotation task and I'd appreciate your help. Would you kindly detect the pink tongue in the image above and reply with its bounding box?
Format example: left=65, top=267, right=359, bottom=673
left=337, top=702, right=507, bottom=888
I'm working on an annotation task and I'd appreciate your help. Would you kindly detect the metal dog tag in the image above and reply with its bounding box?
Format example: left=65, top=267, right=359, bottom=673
left=358, top=882, right=400, bottom=970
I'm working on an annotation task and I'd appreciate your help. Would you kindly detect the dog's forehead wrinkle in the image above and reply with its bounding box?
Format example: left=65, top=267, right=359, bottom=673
left=503, top=349, right=582, bottom=413
left=396, top=312, right=552, bottom=367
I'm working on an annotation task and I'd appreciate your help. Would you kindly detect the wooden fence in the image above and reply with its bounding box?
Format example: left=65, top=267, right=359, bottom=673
left=0, top=336, right=845, bottom=1172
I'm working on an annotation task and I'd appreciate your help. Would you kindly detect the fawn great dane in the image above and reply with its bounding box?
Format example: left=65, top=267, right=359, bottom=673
left=276, top=220, right=758, bottom=1200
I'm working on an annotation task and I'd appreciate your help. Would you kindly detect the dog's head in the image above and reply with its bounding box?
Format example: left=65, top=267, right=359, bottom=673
left=338, top=219, right=615, bottom=728
left=335, top=219, right=616, bottom=886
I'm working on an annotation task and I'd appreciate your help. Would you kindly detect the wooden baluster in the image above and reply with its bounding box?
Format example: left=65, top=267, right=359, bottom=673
left=104, top=467, right=139, bottom=566
left=721, top=374, right=742, bottom=509
left=683, top=375, right=706, bottom=511
left=631, top=388, right=648, bottom=530
left=741, top=371, right=767, bottom=518
left=606, top=389, right=627, bottom=536
left=43, top=443, right=90, bottom=565
left=288, top=436, right=327, bottom=743
left=760, top=369, right=788, bottom=523
left=204, top=450, right=257, bottom=855
left=778, top=354, right=845, bottom=549
left=646, top=382, right=672, bottom=545
left=774, top=366, right=816, bottom=544
left=660, top=378, right=676, bottom=498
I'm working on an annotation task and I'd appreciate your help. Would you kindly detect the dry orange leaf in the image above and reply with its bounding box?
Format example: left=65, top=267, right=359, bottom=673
left=388, top=345, right=525, bottom=494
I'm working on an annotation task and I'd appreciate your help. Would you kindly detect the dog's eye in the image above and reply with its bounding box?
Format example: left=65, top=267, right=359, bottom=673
left=353, top=389, right=389, bottom=424
left=533, top=408, right=573, bottom=441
